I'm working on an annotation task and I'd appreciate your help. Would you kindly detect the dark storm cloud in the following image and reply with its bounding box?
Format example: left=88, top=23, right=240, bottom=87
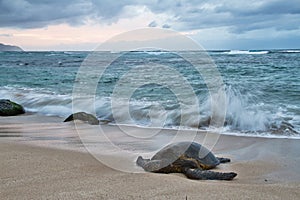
left=212, top=0, right=300, bottom=33
left=0, top=0, right=93, bottom=28
left=217, top=0, right=300, bottom=16
left=0, top=0, right=299, bottom=34
left=146, top=0, right=300, bottom=33
left=0, top=0, right=134, bottom=28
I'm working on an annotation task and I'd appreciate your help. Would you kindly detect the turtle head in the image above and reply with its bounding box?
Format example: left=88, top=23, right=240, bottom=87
left=197, top=147, right=220, bottom=169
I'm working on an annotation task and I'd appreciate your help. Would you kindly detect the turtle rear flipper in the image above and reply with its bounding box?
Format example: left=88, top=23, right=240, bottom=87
left=217, top=157, right=231, bottom=163
left=184, top=168, right=237, bottom=180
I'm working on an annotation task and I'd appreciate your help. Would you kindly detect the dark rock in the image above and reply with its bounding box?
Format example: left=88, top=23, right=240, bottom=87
left=0, top=43, right=23, bottom=51
left=198, top=116, right=211, bottom=128
left=0, top=99, right=25, bottom=116
left=64, top=112, right=99, bottom=125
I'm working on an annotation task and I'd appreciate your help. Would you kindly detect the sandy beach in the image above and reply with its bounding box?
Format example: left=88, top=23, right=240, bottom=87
left=1, top=114, right=300, bottom=199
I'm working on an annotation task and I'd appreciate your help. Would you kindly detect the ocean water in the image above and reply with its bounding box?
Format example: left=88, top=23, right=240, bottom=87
left=0, top=50, right=299, bottom=138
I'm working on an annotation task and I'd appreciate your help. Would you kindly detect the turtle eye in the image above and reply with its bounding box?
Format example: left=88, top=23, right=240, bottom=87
left=198, top=163, right=205, bottom=169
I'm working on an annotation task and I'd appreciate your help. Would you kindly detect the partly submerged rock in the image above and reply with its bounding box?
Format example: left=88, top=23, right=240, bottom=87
left=64, top=112, right=99, bottom=125
left=0, top=99, right=25, bottom=116
left=99, top=119, right=112, bottom=125
left=270, top=121, right=298, bottom=135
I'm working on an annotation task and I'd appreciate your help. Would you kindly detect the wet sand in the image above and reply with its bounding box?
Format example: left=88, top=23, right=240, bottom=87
left=1, top=114, right=300, bottom=199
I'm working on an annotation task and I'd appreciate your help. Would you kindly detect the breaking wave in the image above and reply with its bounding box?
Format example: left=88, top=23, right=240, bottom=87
left=224, top=50, right=269, bottom=55
left=1, top=85, right=298, bottom=138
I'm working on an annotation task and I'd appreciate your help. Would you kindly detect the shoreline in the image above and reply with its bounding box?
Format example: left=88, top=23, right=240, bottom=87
left=1, top=114, right=300, bottom=199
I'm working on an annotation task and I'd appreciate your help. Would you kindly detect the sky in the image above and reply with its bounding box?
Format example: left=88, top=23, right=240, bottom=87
left=0, top=0, right=299, bottom=51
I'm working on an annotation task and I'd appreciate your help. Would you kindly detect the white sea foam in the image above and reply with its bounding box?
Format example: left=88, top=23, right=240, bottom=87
left=225, top=50, right=269, bottom=55
left=279, top=50, right=300, bottom=53
left=142, top=51, right=170, bottom=55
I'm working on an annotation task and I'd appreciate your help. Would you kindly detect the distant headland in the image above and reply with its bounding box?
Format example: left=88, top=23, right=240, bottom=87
left=0, top=43, right=23, bottom=51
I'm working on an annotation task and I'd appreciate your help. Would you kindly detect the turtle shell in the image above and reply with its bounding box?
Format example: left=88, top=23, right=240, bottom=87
left=151, top=142, right=220, bottom=169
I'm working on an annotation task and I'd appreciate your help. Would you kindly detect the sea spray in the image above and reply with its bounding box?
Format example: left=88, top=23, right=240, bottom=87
left=223, top=85, right=270, bottom=131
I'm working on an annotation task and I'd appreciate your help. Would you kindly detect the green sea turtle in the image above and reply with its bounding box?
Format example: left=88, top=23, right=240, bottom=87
left=137, top=142, right=237, bottom=180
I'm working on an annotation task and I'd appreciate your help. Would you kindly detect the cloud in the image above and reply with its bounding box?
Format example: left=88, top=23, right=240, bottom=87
left=148, top=21, right=157, bottom=27
left=0, top=0, right=299, bottom=47
left=144, top=0, right=300, bottom=34
left=212, top=0, right=300, bottom=33
left=162, top=24, right=171, bottom=29
left=216, top=0, right=300, bottom=16
left=0, top=0, right=142, bottom=28
left=0, top=0, right=92, bottom=28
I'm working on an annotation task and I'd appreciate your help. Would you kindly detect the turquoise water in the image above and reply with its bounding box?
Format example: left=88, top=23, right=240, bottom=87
left=0, top=50, right=299, bottom=137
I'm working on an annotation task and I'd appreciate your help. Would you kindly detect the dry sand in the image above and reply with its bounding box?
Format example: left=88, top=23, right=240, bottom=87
left=1, top=114, right=300, bottom=199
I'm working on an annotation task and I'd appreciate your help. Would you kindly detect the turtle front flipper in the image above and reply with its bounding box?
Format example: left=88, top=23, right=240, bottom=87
left=136, top=156, right=162, bottom=172
left=136, top=156, right=150, bottom=167
left=217, top=157, right=231, bottom=163
left=184, top=168, right=237, bottom=180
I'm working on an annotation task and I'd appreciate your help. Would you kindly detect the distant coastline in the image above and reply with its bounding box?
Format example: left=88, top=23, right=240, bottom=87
left=0, top=43, right=23, bottom=51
